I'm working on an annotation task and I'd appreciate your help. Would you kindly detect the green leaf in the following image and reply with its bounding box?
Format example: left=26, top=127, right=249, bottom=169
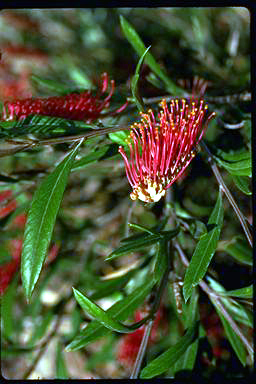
left=108, top=130, right=130, bottom=146
left=131, top=46, right=151, bottom=111
left=0, top=114, right=92, bottom=138
left=128, top=222, right=157, bottom=235
left=56, top=341, right=69, bottom=379
left=217, top=285, right=252, bottom=299
left=183, top=189, right=223, bottom=302
left=89, top=269, right=136, bottom=301
left=173, top=339, right=199, bottom=374
left=190, top=220, right=207, bottom=239
left=120, top=15, right=184, bottom=96
left=66, top=278, right=154, bottom=351
left=207, top=277, right=253, bottom=328
left=231, top=175, right=252, bottom=195
left=211, top=297, right=247, bottom=366
left=21, top=140, right=83, bottom=300
left=73, top=287, right=141, bottom=333
left=106, top=228, right=179, bottom=261
left=154, top=239, right=168, bottom=283
left=72, top=145, right=109, bottom=171
left=217, top=237, right=252, bottom=266
left=216, top=148, right=250, bottom=162
left=140, top=322, right=199, bottom=378
left=172, top=290, right=199, bottom=374
left=68, top=65, right=93, bottom=89
left=31, top=74, right=70, bottom=94
left=214, top=149, right=252, bottom=177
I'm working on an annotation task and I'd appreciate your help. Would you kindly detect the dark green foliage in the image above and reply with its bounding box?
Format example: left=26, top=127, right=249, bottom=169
left=0, top=8, right=251, bottom=380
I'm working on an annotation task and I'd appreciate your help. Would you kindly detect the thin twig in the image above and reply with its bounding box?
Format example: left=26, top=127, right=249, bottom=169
left=174, top=240, right=253, bottom=364
left=0, top=125, right=131, bottom=158
left=130, top=237, right=171, bottom=378
left=140, top=91, right=251, bottom=106
left=130, top=320, right=154, bottom=379
left=200, top=140, right=252, bottom=247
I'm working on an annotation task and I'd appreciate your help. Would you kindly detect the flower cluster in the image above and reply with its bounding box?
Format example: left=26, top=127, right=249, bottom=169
left=119, top=98, right=215, bottom=202
left=2, top=72, right=127, bottom=122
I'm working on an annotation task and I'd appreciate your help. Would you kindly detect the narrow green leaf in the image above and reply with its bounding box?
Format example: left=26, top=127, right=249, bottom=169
left=154, top=239, right=168, bottom=283
left=56, top=341, right=69, bottom=379
left=73, top=287, right=141, bottom=333
left=191, top=220, right=207, bottom=239
left=207, top=277, right=253, bottom=328
left=173, top=339, right=199, bottom=374
left=211, top=297, right=247, bottom=366
left=131, top=46, right=151, bottom=111
left=217, top=285, right=252, bottom=299
left=183, top=189, right=223, bottom=302
left=68, top=66, right=93, bottom=89
left=231, top=175, right=252, bottom=195
left=108, top=130, right=130, bottom=146
left=106, top=228, right=179, bottom=260
left=21, top=140, right=83, bottom=300
left=214, top=150, right=252, bottom=177
left=217, top=237, right=252, bottom=266
left=66, top=278, right=154, bottom=351
left=90, top=270, right=136, bottom=301
left=140, top=322, right=199, bottom=378
left=72, top=145, right=109, bottom=171
left=106, top=234, right=161, bottom=260
left=120, top=15, right=184, bottom=96
left=128, top=222, right=157, bottom=235
left=31, top=74, right=70, bottom=94
left=216, top=148, right=250, bottom=162
left=172, top=290, right=199, bottom=374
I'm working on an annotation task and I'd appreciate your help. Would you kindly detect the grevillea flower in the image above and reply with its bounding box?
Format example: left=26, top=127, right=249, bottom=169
left=119, top=98, right=215, bottom=202
left=2, top=72, right=127, bottom=122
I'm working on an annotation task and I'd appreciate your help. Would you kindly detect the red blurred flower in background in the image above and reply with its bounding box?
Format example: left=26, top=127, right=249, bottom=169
left=2, top=72, right=127, bottom=122
left=116, top=307, right=166, bottom=369
left=119, top=98, right=215, bottom=203
left=0, top=190, right=59, bottom=295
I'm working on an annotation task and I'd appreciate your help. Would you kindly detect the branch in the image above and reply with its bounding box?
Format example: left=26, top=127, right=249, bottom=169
left=130, top=320, right=154, bottom=379
left=0, top=125, right=131, bottom=158
left=140, top=91, right=251, bottom=106
left=130, top=240, right=171, bottom=379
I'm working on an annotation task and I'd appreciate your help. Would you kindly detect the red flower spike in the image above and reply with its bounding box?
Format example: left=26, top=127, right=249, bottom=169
left=2, top=72, right=127, bottom=122
left=119, top=98, right=216, bottom=203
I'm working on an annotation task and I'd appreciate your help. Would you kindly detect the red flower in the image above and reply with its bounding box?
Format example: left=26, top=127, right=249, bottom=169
left=2, top=73, right=127, bottom=122
left=0, top=190, right=24, bottom=294
left=0, top=239, right=23, bottom=295
left=119, top=98, right=215, bottom=202
left=117, top=308, right=164, bottom=369
left=0, top=190, right=59, bottom=294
